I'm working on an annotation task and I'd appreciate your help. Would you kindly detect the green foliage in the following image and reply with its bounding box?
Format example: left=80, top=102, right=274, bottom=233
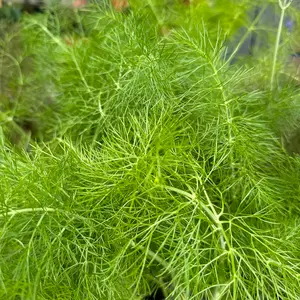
left=129, top=0, right=250, bottom=38
left=0, top=20, right=58, bottom=148
left=1, top=2, right=300, bottom=300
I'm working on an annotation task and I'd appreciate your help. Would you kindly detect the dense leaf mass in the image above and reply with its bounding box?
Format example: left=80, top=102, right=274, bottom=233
left=1, top=2, right=300, bottom=300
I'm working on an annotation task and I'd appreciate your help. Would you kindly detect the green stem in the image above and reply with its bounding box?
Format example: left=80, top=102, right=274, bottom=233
left=164, top=184, right=237, bottom=299
left=0, top=207, right=56, bottom=217
left=227, top=5, right=267, bottom=64
left=130, top=240, right=174, bottom=276
left=270, top=0, right=293, bottom=90
left=146, top=0, right=163, bottom=26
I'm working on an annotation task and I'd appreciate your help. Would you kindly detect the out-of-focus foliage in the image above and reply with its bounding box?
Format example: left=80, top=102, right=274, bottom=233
left=129, top=0, right=250, bottom=39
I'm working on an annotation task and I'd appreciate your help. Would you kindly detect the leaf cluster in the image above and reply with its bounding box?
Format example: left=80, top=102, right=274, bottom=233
left=0, top=3, right=300, bottom=300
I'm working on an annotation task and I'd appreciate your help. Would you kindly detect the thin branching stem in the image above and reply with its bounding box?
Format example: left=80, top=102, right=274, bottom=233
left=270, top=0, right=293, bottom=90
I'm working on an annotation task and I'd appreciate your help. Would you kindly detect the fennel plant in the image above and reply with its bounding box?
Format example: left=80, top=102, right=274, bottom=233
left=0, top=3, right=300, bottom=300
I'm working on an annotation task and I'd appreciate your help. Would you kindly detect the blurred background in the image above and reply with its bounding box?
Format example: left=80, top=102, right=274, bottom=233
left=0, top=0, right=300, bottom=149
left=1, top=0, right=299, bottom=75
